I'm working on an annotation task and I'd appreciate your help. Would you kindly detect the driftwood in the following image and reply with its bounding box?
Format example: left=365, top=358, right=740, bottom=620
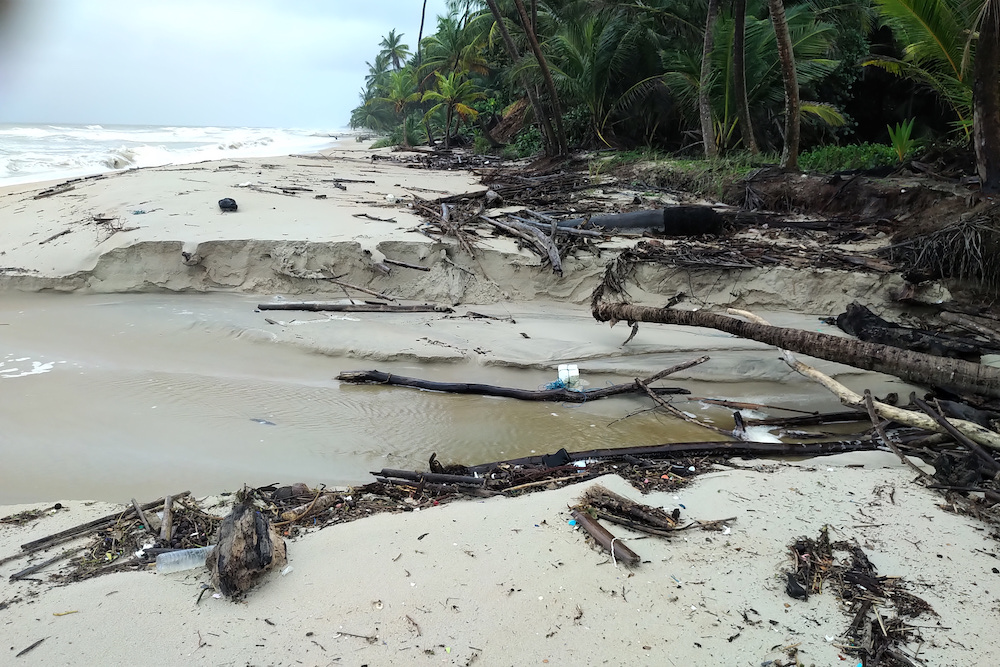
left=375, top=468, right=485, bottom=486
left=466, top=439, right=880, bottom=473
left=382, top=258, right=431, bottom=271
left=592, top=301, right=1000, bottom=399
left=570, top=509, right=641, bottom=565
left=940, top=311, right=1000, bottom=346
left=258, top=302, right=452, bottom=313
left=727, top=309, right=1000, bottom=451
left=159, top=495, right=174, bottom=542
left=19, top=493, right=188, bottom=553
left=208, top=498, right=287, bottom=599
left=336, top=369, right=689, bottom=403
left=837, top=302, right=993, bottom=360
left=33, top=184, right=75, bottom=199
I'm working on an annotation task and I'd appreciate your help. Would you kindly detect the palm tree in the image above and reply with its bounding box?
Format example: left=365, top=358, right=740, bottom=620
left=700, top=0, right=722, bottom=157
left=483, top=0, right=558, bottom=155
left=511, top=0, right=569, bottom=155
left=422, top=71, right=486, bottom=148
left=769, top=0, right=800, bottom=170
left=733, top=0, right=759, bottom=153
left=973, top=1, right=1000, bottom=192
left=866, top=0, right=1000, bottom=191
left=547, top=8, right=642, bottom=147
left=379, top=29, right=410, bottom=71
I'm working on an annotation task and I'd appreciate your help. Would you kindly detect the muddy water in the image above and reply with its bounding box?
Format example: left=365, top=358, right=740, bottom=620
left=1, top=293, right=846, bottom=504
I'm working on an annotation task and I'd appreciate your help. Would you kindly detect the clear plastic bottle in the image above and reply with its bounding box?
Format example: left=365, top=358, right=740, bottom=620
left=155, top=546, right=214, bottom=574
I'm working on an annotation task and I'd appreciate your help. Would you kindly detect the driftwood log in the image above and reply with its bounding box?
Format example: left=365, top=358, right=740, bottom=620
left=836, top=302, right=995, bottom=360
left=336, top=369, right=689, bottom=403
left=592, top=301, right=1000, bottom=399
left=259, top=302, right=452, bottom=313
left=208, top=498, right=287, bottom=599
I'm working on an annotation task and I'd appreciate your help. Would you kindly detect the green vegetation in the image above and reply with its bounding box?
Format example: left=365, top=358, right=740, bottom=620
left=799, top=143, right=898, bottom=172
left=349, top=0, right=1000, bottom=190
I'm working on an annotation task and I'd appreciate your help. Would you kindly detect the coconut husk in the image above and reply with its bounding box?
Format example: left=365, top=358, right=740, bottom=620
left=208, top=498, right=287, bottom=598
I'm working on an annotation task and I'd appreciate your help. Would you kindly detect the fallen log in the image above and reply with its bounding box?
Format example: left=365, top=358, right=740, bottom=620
left=466, top=439, right=880, bottom=473
left=375, top=469, right=486, bottom=487
left=836, top=302, right=993, bottom=360
left=728, top=309, right=1000, bottom=452
left=258, top=302, right=452, bottom=313
left=592, top=301, right=1000, bottom=399
left=336, top=369, right=689, bottom=403
left=570, top=509, right=641, bottom=565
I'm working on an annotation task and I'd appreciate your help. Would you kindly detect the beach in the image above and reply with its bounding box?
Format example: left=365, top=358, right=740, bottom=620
left=2, top=140, right=997, bottom=665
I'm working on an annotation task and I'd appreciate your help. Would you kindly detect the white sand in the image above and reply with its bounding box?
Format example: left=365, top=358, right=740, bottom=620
left=1, top=453, right=997, bottom=665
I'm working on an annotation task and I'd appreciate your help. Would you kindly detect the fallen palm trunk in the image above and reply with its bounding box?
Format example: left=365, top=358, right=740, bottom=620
left=336, top=369, right=689, bottom=403
left=836, top=302, right=992, bottom=360
left=592, top=301, right=1000, bottom=399
left=259, top=302, right=452, bottom=313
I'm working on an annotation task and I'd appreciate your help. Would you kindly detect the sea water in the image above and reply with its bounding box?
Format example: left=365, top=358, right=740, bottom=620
left=0, top=123, right=346, bottom=186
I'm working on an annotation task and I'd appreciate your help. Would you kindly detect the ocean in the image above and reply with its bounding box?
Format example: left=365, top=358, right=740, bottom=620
left=0, top=123, right=347, bottom=187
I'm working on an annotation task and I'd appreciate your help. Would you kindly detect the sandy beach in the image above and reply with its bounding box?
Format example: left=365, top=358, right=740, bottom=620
left=2, top=143, right=996, bottom=665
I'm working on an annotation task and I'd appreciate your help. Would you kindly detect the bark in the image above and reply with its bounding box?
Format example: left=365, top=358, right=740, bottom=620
left=699, top=0, right=721, bottom=158
left=591, top=301, right=1000, bottom=399
left=974, top=2, right=1000, bottom=194
left=483, top=0, right=557, bottom=155
left=768, top=0, right=799, bottom=170
left=733, top=0, right=759, bottom=154
left=511, top=0, right=569, bottom=156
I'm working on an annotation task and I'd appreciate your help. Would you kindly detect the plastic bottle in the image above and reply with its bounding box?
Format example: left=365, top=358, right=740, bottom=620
left=155, top=546, right=214, bottom=574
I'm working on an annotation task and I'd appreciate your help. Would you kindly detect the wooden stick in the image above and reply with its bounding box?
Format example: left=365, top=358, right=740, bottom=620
left=9, top=547, right=81, bottom=581
left=326, top=279, right=398, bottom=301
left=635, top=378, right=735, bottom=438
left=39, top=229, right=72, bottom=244
left=160, top=495, right=174, bottom=542
left=19, top=493, right=189, bottom=552
left=131, top=498, right=156, bottom=534
left=863, top=391, right=935, bottom=483
left=382, top=258, right=431, bottom=271
left=570, top=510, right=641, bottom=565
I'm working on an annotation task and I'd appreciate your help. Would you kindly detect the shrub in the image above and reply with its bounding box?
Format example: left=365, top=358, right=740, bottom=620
left=798, top=143, right=897, bottom=173
left=502, top=126, right=543, bottom=160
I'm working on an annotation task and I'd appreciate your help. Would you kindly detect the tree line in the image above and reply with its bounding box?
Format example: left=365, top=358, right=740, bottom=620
left=351, top=0, right=1000, bottom=192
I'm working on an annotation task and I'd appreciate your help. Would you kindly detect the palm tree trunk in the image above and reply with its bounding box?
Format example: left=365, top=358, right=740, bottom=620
left=768, top=0, right=799, bottom=171
left=483, top=0, right=558, bottom=156
left=974, top=1, right=1000, bottom=194
left=591, top=301, right=1000, bottom=399
left=511, top=0, right=569, bottom=156
left=700, top=0, right=721, bottom=158
left=416, top=0, right=428, bottom=74
left=733, top=0, right=759, bottom=155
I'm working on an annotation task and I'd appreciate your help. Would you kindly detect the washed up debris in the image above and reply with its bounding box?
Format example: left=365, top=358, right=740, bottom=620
left=218, top=197, right=238, bottom=211
left=208, top=495, right=286, bottom=599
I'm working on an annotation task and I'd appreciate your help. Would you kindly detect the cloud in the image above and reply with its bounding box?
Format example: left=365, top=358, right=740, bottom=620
left=0, top=0, right=451, bottom=127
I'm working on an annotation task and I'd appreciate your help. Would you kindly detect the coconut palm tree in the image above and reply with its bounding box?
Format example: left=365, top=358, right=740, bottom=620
left=379, top=29, right=411, bottom=71
left=769, top=0, right=800, bottom=169
left=511, top=0, right=569, bottom=155
left=700, top=0, right=722, bottom=157
left=422, top=71, right=487, bottom=148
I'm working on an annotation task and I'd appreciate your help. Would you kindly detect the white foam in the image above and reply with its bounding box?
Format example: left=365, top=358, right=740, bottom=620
left=0, top=123, right=352, bottom=186
left=0, top=358, right=56, bottom=378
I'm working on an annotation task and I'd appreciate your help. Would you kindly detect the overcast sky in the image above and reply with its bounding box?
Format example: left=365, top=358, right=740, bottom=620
left=0, top=0, right=451, bottom=129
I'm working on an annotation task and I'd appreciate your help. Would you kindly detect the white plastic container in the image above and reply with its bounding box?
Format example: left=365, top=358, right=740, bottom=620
left=155, top=546, right=214, bottom=574
left=558, top=364, right=580, bottom=388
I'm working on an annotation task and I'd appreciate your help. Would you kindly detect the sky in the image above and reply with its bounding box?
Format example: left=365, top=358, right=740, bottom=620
left=0, top=0, right=451, bottom=129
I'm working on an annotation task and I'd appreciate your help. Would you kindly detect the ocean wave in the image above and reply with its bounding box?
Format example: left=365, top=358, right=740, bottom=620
left=0, top=123, right=346, bottom=186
